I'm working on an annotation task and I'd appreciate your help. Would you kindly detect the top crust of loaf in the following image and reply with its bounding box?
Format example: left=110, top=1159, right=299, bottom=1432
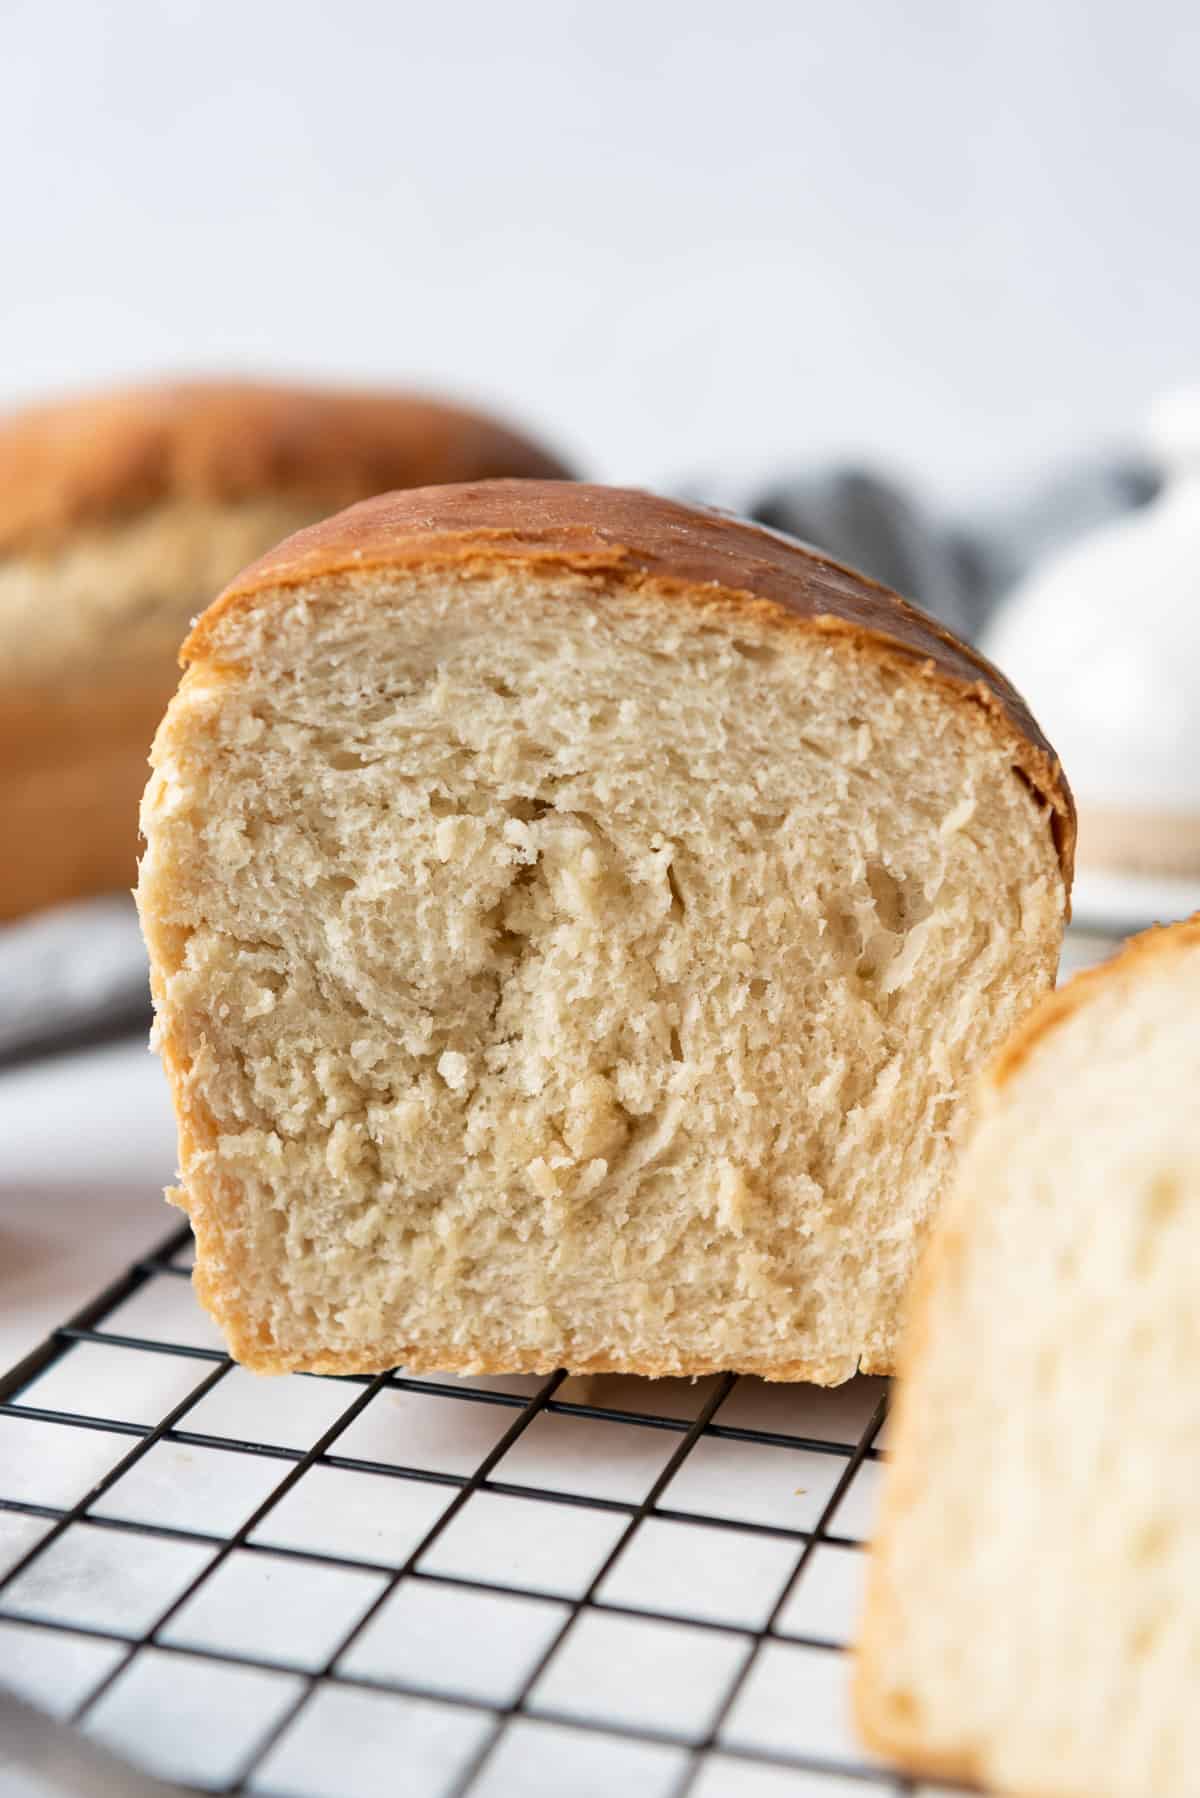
left=190, top=479, right=1075, bottom=884
left=0, top=382, right=571, bottom=553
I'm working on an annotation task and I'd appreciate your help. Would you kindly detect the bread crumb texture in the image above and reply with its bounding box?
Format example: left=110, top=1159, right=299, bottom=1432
left=138, top=562, right=1063, bottom=1381
left=856, top=916, right=1200, bottom=1795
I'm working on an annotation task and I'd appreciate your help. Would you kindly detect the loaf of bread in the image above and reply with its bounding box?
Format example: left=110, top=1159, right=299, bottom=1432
left=0, top=380, right=569, bottom=921
left=855, top=914, right=1200, bottom=1795
left=137, top=480, right=1073, bottom=1380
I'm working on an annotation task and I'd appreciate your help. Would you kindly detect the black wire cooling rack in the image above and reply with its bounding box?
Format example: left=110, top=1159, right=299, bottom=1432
left=0, top=1218, right=934, bottom=1798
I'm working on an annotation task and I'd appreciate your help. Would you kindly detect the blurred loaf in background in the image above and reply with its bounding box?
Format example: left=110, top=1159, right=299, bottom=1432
left=0, top=379, right=570, bottom=922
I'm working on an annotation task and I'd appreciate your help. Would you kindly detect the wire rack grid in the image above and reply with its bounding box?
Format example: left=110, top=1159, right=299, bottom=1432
left=0, top=1219, right=945, bottom=1798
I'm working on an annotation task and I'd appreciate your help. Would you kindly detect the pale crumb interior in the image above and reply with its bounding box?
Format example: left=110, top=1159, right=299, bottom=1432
left=138, top=567, right=1063, bottom=1379
left=864, top=942, right=1200, bottom=1795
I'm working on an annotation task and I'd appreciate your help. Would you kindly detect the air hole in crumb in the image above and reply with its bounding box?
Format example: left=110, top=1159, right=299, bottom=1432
left=866, top=862, right=907, bottom=933
left=749, top=978, right=769, bottom=1002
left=508, top=796, right=552, bottom=824
left=666, top=863, right=687, bottom=920
left=487, top=677, right=517, bottom=699
left=669, top=1027, right=684, bottom=1061
left=731, top=639, right=778, bottom=664
left=486, top=856, right=541, bottom=970
left=428, top=794, right=456, bottom=817
left=823, top=902, right=862, bottom=963
left=155, top=922, right=195, bottom=977
left=326, top=748, right=371, bottom=772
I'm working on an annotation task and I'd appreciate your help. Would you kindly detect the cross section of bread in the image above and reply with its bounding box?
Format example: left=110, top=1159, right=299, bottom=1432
left=855, top=914, right=1200, bottom=1795
left=137, top=481, right=1072, bottom=1380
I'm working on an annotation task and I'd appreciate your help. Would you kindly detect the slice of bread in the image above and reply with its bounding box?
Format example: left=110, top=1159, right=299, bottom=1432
left=0, top=380, right=569, bottom=920
left=855, top=915, right=1200, bottom=1795
left=137, top=480, right=1073, bottom=1381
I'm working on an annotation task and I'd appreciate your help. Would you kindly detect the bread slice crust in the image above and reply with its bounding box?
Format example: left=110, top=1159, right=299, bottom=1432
left=853, top=911, right=1200, bottom=1790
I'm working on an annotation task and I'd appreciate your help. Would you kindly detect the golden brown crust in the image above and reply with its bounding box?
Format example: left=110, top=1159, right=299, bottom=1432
left=204, top=1337, right=870, bottom=1383
left=190, top=480, right=1075, bottom=886
left=856, top=1206, right=1071, bottom=1790
left=0, top=381, right=571, bottom=554
left=852, top=1207, right=984, bottom=1783
left=853, top=914, right=1200, bottom=1790
left=190, top=1282, right=867, bottom=1383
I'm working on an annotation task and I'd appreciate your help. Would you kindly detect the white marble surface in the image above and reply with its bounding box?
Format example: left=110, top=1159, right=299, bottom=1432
left=0, top=1033, right=177, bottom=1374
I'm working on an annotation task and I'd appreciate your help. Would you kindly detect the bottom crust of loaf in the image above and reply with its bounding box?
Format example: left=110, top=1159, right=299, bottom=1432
left=195, top=1289, right=891, bottom=1385
left=180, top=1188, right=900, bottom=1386
left=188, top=1232, right=890, bottom=1384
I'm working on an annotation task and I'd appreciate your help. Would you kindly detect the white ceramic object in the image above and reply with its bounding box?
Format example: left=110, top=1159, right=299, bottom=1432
left=984, top=391, right=1200, bottom=921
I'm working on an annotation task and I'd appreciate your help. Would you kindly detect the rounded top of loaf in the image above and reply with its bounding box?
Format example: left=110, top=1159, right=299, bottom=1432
left=991, top=910, right=1200, bottom=1087
left=193, top=478, right=1076, bottom=883
left=0, top=380, right=571, bottom=553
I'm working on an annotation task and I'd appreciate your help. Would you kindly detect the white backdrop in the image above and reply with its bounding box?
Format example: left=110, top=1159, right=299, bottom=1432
left=4, top=0, right=1198, bottom=502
